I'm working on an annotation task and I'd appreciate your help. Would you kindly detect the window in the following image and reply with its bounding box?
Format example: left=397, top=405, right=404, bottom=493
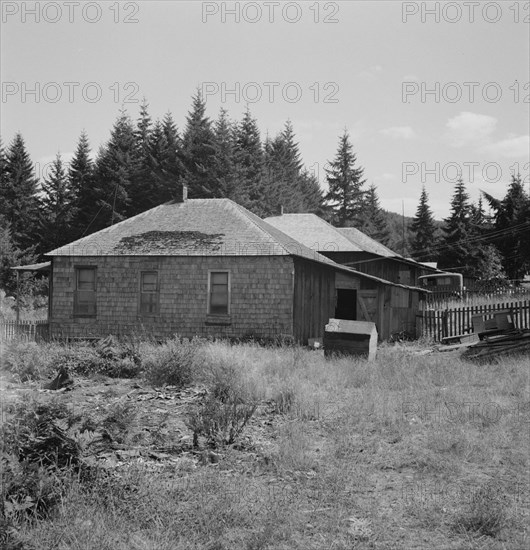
left=140, top=271, right=159, bottom=315
left=74, top=267, right=96, bottom=316
left=208, top=271, right=230, bottom=315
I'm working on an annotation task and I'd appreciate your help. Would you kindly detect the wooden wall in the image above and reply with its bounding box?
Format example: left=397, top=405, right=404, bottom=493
left=324, top=252, right=431, bottom=286
left=50, top=255, right=294, bottom=340
left=292, top=258, right=336, bottom=344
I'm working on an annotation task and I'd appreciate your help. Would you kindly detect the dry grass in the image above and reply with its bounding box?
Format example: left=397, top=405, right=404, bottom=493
left=1, top=338, right=528, bottom=549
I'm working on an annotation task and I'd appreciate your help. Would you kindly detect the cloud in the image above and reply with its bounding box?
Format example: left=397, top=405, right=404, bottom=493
left=358, top=65, right=383, bottom=80
left=481, top=135, right=530, bottom=159
left=380, top=126, right=417, bottom=139
left=444, top=112, right=497, bottom=148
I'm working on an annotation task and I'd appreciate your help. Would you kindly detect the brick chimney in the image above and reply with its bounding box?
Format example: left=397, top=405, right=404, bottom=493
left=175, top=183, right=188, bottom=203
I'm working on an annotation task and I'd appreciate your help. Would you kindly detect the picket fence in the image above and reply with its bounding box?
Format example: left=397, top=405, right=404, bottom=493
left=419, top=300, right=530, bottom=342
left=0, top=320, right=49, bottom=342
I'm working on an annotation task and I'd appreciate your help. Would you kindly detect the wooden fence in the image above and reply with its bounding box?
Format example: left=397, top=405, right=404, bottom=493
left=0, top=320, right=49, bottom=342
left=419, top=300, right=530, bottom=342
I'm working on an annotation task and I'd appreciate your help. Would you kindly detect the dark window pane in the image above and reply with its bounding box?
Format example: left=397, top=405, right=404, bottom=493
left=209, top=272, right=229, bottom=314
left=77, top=269, right=95, bottom=290
left=141, top=272, right=158, bottom=292
left=211, top=272, right=228, bottom=285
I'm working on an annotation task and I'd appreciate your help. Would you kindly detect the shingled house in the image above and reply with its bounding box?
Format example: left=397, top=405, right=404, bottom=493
left=44, top=190, right=427, bottom=342
left=264, top=213, right=439, bottom=286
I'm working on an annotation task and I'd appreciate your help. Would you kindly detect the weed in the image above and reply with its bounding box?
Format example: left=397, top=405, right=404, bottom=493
left=452, top=482, right=510, bottom=538
left=142, top=336, right=202, bottom=387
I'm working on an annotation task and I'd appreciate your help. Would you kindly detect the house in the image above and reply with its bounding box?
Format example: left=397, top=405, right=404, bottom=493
left=264, top=213, right=440, bottom=287
left=42, top=189, right=427, bottom=343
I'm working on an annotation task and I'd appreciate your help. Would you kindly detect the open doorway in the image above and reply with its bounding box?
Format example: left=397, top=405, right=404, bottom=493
left=335, top=289, right=357, bottom=320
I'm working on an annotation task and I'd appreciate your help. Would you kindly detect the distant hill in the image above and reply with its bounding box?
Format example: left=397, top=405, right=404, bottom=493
left=382, top=210, right=443, bottom=257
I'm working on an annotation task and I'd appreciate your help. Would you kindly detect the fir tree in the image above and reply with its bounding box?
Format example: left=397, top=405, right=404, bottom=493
left=1, top=133, right=40, bottom=250
left=439, top=179, right=474, bottom=274
left=0, top=216, right=38, bottom=296
left=92, top=109, right=140, bottom=230
left=160, top=111, right=184, bottom=199
left=483, top=174, right=530, bottom=279
left=325, top=130, right=366, bottom=227
left=410, top=186, right=438, bottom=261
left=234, top=107, right=265, bottom=214
left=68, top=131, right=94, bottom=238
left=212, top=109, right=243, bottom=201
left=135, top=98, right=152, bottom=153
left=129, top=100, right=157, bottom=212
left=180, top=90, right=216, bottom=198
left=39, top=153, right=76, bottom=252
left=262, top=132, right=298, bottom=215
left=359, top=184, right=391, bottom=245
left=298, top=169, right=325, bottom=215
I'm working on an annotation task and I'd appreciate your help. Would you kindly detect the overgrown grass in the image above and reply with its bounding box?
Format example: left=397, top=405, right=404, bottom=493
left=140, top=336, right=204, bottom=387
left=1, top=338, right=528, bottom=549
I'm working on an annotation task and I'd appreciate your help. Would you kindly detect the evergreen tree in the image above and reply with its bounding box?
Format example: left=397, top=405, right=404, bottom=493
left=212, top=109, right=243, bottom=201
left=135, top=98, right=152, bottom=154
left=0, top=138, right=7, bottom=191
left=158, top=111, right=185, bottom=200
left=472, top=244, right=506, bottom=283
left=439, top=179, right=474, bottom=275
left=91, top=109, right=140, bottom=230
left=298, top=169, right=325, bottom=214
left=234, top=107, right=265, bottom=214
left=128, top=100, right=156, bottom=212
left=410, top=186, right=438, bottom=261
left=180, top=90, right=216, bottom=198
left=1, top=133, right=40, bottom=250
left=358, top=184, right=391, bottom=245
left=68, top=131, right=94, bottom=238
left=0, top=216, right=38, bottom=297
left=325, top=130, right=367, bottom=227
left=262, top=132, right=298, bottom=215
left=483, top=175, right=530, bottom=279
left=39, top=153, right=76, bottom=252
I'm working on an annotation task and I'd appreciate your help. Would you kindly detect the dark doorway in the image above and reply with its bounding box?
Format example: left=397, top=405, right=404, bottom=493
left=335, top=289, right=357, bottom=320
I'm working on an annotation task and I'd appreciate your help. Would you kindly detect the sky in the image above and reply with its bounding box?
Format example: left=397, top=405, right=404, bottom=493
left=1, top=0, right=529, bottom=219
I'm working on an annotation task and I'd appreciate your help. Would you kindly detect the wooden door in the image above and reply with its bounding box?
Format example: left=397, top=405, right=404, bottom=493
left=357, top=290, right=378, bottom=323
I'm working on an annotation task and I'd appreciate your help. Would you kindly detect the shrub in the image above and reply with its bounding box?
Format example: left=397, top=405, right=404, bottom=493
left=187, top=358, right=261, bottom=447
left=142, top=336, right=202, bottom=387
left=1, top=399, right=82, bottom=522
left=3, top=340, right=55, bottom=381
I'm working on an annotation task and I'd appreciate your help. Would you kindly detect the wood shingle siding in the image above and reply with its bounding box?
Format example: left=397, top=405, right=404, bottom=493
left=50, top=255, right=294, bottom=340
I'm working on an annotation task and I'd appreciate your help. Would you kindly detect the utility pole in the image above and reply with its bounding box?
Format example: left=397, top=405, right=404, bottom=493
left=402, top=200, right=406, bottom=256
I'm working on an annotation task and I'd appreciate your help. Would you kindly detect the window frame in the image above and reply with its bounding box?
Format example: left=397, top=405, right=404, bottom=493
left=139, top=270, right=160, bottom=316
left=73, top=266, right=97, bottom=317
left=207, top=270, right=231, bottom=316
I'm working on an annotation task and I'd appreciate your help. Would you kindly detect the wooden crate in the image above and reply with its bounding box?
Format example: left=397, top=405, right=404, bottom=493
left=324, top=318, right=377, bottom=361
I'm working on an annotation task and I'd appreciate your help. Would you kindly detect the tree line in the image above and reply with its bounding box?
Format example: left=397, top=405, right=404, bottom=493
left=1, top=89, right=529, bottom=298
left=410, top=176, right=530, bottom=281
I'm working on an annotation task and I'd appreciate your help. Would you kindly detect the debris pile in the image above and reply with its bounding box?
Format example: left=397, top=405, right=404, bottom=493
left=462, top=329, right=530, bottom=362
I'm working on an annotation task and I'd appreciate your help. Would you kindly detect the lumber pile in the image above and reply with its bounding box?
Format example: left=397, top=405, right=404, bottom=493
left=462, top=329, right=530, bottom=362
